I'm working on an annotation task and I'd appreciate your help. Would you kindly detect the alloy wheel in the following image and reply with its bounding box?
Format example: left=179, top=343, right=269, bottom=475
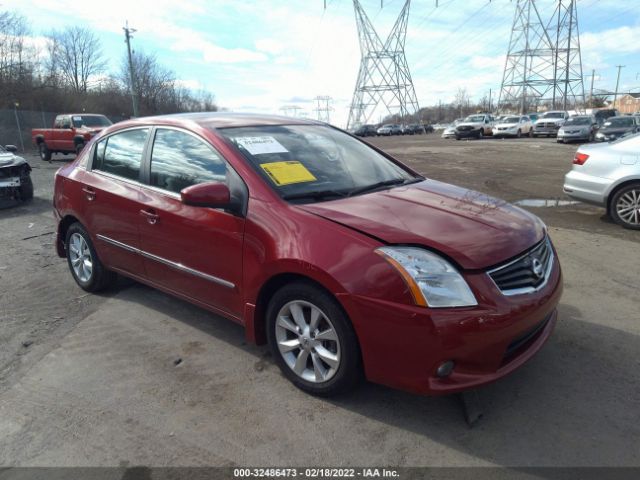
left=274, top=300, right=341, bottom=383
left=69, top=232, right=93, bottom=282
left=616, top=188, right=640, bottom=226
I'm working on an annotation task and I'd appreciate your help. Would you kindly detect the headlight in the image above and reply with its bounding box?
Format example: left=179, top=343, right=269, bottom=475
left=376, top=247, right=478, bottom=308
left=596, top=132, right=604, bottom=138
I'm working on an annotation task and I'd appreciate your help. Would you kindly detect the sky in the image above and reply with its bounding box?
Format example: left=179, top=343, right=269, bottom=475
left=8, top=0, right=640, bottom=127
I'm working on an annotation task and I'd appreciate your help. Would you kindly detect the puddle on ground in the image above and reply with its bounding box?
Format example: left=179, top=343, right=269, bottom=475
left=514, top=199, right=580, bottom=207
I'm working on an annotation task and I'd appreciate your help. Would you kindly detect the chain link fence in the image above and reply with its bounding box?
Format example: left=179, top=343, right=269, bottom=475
left=0, top=109, right=126, bottom=152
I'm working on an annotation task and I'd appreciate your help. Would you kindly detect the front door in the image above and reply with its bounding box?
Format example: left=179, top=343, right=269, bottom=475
left=137, top=127, right=245, bottom=319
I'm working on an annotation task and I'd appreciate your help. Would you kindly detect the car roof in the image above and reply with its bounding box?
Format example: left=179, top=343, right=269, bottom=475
left=112, top=112, right=324, bottom=130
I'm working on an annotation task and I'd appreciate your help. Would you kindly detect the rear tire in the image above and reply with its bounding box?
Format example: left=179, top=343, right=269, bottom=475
left=65, top=223, right=117, bottom=292
left=39, top=143, right=51, bottom=162
left=529, top=129, right=533, bottom=138
left=610, top=183, right=640, bottom=230
left=266, top=282, right=362, bottom=396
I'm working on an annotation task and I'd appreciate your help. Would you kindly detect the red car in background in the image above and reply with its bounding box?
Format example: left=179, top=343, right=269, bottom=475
left=33, top=113, right=112, bottom=161
left=53, top=113, right=562, bottom=397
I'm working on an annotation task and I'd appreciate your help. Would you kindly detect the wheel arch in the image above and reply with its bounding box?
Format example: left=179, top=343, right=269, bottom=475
left=250, top=272, right=350, bottom=346
left=606, top=178, right=640, bottom=214
left=34, top=135, right=45, bottom=145
left=56, top=214, right=82, bottom=257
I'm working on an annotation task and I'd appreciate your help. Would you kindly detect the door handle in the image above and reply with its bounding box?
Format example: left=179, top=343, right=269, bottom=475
left=82, top=187, right=96, bottom=201
left=140, top=209, right=159, bottom=225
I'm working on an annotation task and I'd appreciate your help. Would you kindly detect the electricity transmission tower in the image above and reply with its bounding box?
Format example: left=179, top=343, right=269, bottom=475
left=314, top=96, right=333, bottom=123
left=549, top=0, right=585, bottom=110
left=498, top=0, right=585, bottom=113
left=347, top=0, right=419, bottom=129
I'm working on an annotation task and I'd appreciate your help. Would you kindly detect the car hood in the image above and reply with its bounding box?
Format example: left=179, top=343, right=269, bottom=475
left=0, top=152, right=27, bottom=168
left=457, top=122, right=483, bottom=128
left=561, top=125, right=589, bottom=131
left=496, top=122, right=518, bottom=128
left=536, top=118, right=563, bottom=124
left=299, top=180, right=544, bottom=270
left=600, top=127, right=633, bottom=134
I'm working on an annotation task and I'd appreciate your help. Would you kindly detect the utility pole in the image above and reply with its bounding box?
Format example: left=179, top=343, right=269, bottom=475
left=586, top=69, right=596, bottom=107
left=123, top=21, right=139, bottom=118
left=613, top=65, right=625, bottom=109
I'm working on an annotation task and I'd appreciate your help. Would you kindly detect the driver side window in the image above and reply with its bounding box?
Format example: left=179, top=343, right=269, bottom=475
left=149, top=129, right=228, bottom=194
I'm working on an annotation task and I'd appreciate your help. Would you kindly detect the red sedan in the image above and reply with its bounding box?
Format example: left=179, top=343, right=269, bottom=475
left=53, top=113, right=562, bottom=396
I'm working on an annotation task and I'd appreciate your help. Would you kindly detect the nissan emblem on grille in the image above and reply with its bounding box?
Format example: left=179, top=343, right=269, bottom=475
left=532, top=257, right=544, bottom=279
left=487, top=237, right=553, bottom=295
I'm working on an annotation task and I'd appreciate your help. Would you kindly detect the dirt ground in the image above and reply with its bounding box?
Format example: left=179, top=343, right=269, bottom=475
left=0, top=135, right=638, bottom=468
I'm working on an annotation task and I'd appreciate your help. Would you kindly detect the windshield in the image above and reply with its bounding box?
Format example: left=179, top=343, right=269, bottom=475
left=565, top=117, right=591, bottom=125
left=220, top=125, right=419, bottom=202
left=464, top=115, right=485, bottom=122
left=71, top=115, right=112, bottom=128
left=605, top=117, right=634, bottom=128
left=503, top=117, right=520, bottom=123
left=542, top=112, right=564, bottom=119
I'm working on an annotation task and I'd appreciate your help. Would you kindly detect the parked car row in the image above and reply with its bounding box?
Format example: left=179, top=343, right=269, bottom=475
left=438, top=108, right=638, bottom=145
left=353, top=123, right=434, bottom=137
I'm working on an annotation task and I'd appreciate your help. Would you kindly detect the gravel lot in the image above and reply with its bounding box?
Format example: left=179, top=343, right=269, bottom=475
left=0, top=135, right=638, bottom=468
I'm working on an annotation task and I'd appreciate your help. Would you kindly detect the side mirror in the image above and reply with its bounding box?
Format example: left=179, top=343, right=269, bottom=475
left=181, top=182, right=231, bottom=209
left=4, top=145, right=18, bottom=153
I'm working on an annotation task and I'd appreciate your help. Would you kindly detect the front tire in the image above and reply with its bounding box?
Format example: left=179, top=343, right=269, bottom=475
left=266, top=282, right=361, bottom=396
left=18, top=173, right=33, bottom=201
left=65, top=223, right=117, bottom=291
left=610, top=183, right=640, bottom=230
left=516, top=129, right=522, bottom=138
left=39, top=143, right=51, bottom=161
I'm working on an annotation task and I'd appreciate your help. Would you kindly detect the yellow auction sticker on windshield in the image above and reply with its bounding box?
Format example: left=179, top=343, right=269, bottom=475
left=260, top=161, right=317, bottom=186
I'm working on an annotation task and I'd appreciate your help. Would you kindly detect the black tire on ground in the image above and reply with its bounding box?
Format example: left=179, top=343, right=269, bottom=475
left=18, top=173, right=33, bottom=201
left=65, top=223, right=117, bottom=292
left=529, top=129, right=534, bottom=138
left=266, top=282, right=362, bottom=396
left=455, top=136, right=461, bottom=141
left=478, top=129, right=484, bottom=139
left=589, top=132, right=595, bottom=142
left=39, top=142, right=51, bottom=161
left=516, top=129, right=522, bottom=138
left=609, top=183, right=640, bottom=230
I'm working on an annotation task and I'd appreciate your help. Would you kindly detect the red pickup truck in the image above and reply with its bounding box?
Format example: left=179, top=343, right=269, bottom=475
left=32, top=114, right=112, bottom=161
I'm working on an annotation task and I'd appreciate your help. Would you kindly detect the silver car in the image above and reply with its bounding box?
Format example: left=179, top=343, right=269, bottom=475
left=557, top=115, right=598, bottom=143
left=563, top=133, right=640, bottom=229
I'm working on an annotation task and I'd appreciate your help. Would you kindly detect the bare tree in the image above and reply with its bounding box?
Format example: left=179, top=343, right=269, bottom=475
left=48, top=26, right=106, bottom=93
left=120, top=50, right=177, bottom=115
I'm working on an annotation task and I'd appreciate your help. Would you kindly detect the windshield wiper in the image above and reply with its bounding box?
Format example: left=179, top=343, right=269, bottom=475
left=347, top=177, right=418, bottom=197
left=282, top=189, right=348, bottom=202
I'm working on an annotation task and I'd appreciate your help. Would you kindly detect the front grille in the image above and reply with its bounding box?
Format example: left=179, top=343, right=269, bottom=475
left=536, top=122, right=558, bottom=129
left=488, top=237, right=553, bottom=295
left=457, top=126, right=473, bottom=131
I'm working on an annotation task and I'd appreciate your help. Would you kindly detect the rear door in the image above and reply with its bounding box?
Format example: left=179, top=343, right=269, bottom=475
left=79, top=127, right=150, bottom=277
left=137, top=127, right=245, bottom=319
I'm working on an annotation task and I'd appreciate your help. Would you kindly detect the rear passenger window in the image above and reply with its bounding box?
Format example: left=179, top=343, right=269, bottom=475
left=93, top=128, right=148, bottom=181
left=150, top=129, right=227, bottom=194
